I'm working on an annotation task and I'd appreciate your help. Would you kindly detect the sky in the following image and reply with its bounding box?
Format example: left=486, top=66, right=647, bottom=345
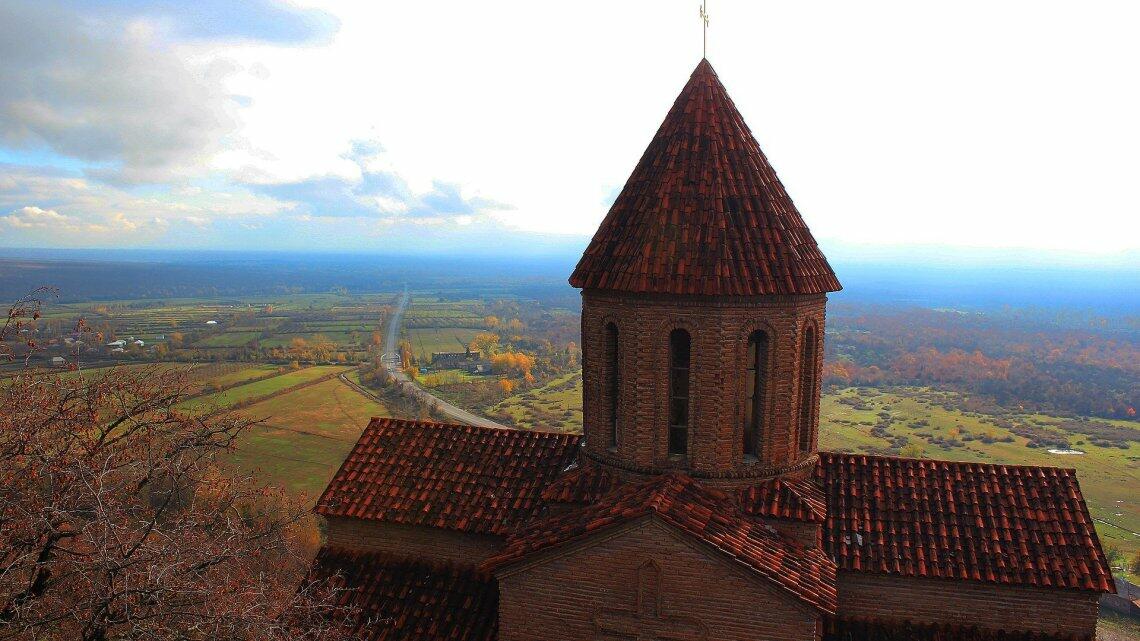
left=0, top=0, right=1138, bottom=262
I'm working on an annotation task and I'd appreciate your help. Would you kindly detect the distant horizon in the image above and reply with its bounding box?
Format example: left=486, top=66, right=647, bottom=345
left=3, top=245, right=1138, bottom=317
left=3, top=239, right=1138, bottom=271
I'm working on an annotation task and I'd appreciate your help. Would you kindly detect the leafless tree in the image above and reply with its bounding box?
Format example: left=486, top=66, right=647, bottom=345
left=0, top=295, right=355, bottom=641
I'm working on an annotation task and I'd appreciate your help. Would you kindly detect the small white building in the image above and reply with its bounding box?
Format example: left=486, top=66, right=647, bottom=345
left=206, top=320, right=218, bottom=326
left=106, top=339, right=126, bottom=348
left=51, top=356, right=65, bottom=367
left=133, top=339, right=145, bottom=347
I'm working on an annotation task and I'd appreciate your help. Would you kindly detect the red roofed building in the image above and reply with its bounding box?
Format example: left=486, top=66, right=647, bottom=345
left=310, top=60, right=1113, bottom=641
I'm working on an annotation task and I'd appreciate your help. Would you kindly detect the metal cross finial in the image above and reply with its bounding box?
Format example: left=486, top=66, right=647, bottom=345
left=699, top=0, right=709, bottom=58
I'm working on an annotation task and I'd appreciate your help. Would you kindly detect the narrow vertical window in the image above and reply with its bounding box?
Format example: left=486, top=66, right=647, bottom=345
left=797, top=325, right=817, bottom=453
left=744, top=330, right=769, bottom=458
left=668, top=329, right=691, bottom=455
left=604, top=322, right=619, bottom=447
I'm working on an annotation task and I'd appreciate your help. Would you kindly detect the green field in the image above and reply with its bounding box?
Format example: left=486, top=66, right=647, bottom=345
left=31, top=292, right=396, bottom=362
left=194, top=331, right=262, bottom=347
left=406, top=327, right=482, bottom=361
left=225, top=376, right=389, bottom=500
left=196, top=364, right=284, bottom=390
left=179, top=365, right=349, bottom=411
left=1098, top=611, right=1140, bottom=641
left=491, top=372, right=582, bottom=430
left=259, top=331, right=359, bottom=348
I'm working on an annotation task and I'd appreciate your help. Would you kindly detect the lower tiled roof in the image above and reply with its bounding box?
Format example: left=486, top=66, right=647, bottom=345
left=485, top=472, right=838, bottom=613
left=816, top=452, right=1114, bottom=592
left=738, top=476, right=826, bottom=523
left=539, top=461, right=615, bottom=505
left=314, top=418, right=580, bottom=535
left=310, top=548, right=497, bottom=641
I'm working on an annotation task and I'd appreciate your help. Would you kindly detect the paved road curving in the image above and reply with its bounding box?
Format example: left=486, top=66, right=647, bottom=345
left=380, top=291, right=509, bottom=430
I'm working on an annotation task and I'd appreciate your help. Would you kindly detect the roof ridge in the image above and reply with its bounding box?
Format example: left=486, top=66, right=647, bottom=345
left=367, top=416, right=577, bottom=439
left=818, top=449, right=1079, bottom=475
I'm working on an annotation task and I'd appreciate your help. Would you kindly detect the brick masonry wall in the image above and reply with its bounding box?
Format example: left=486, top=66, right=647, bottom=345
left=497, top=518, right=820, bottom=641
left=580, top=289, right=827, bottom=482
left=836, top=571, right=1101, bottom=637
left=323, top=516, right=503, bottom=565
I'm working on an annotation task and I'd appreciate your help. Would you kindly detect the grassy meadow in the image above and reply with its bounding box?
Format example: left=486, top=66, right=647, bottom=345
left=406, top=327, right=483, bottom=362
left=490, top=372, right=582, bottom=429
left=227, top=376, right=390, bottom=500
left=178, top=365, right=349, bottom=411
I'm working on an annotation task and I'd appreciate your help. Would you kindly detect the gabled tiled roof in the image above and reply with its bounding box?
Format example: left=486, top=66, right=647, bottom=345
left=485, top=472, right=838, bottom=613
left=738, top=476, right=826, bottom=523
left=539, top=461, right=615, bottom=505
left=314, top=418, right=580, bottom=535
left=816, top=452, right=1114, bottom=592
left=309, top=548, right=497, bottom=641
left=569, top=59, right=841, bottom=296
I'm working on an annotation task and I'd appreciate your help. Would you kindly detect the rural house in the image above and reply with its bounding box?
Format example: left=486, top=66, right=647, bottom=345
left=309, top=60, right=1113, bottom=641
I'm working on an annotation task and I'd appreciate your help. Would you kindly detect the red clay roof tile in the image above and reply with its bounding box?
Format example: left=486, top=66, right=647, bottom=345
left=738, top=476, right=827, bottom=523
left=309, top=548, right=497, bottom=641
left=816, top=452, right=1114, bottom=592
left=539, top=461, right=616, bottom=505
left=314, top=418, right=580, bottom=535
left=570, top=59, right=841, bottom=296
left=485, top=472, right=838, bottom=613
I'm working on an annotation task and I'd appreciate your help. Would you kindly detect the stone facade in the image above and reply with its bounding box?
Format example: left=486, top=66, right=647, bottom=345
left=836, top=571, right=1101, bottom=638
left=323, top=516, right=503, bottom=566
left=580, top=288, right=826, bottom=484
left=496, top=518, right=820, bottom=641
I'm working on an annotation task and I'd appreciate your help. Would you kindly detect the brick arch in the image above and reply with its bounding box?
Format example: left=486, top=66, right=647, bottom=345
left=734, top=320, right=779, bottom=464
left=655, top=319, right=699, bottom=465
left=795, top=319, right=821, bottom=454
left=584, top=312, right=626, bottom=453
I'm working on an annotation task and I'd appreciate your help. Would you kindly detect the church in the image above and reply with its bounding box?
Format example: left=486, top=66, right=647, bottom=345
left=309, top=59, right=1114, bottom=641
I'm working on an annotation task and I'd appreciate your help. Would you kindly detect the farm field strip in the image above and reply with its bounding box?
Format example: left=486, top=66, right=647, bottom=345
left=406, top=327, right=482, bottom=360
left=179, top=365, right=349, bottom=411
left=225, top=375, right=390, bottom=500
left=491, top=372, right=583, bottom=430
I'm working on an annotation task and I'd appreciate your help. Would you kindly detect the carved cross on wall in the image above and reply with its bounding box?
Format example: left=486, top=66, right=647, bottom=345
left=594, top=560, right=707, bottom=641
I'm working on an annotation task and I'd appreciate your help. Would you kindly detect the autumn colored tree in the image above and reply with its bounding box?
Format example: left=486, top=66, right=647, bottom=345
left=490, top=351, right=535, bottom=378
left=0, top=296, right=354, bottom=641
left=468, top=332, right=500, bottom=357
left=397, top=339, right=414, bottom=369
left=498, top=378, right=516, bottom=396
left=289, top=336, right=310, bottom=359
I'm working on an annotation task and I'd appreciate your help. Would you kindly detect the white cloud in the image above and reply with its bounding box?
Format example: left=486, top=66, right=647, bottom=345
left=3, top=206, right=77, bottom=229
left=0, top=0, right=239, bottom=184
left=0, top=1, right=1138, bottom=253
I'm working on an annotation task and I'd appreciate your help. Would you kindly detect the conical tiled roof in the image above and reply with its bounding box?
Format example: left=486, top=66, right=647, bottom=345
left=570, top=59, right=841, bottom=296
